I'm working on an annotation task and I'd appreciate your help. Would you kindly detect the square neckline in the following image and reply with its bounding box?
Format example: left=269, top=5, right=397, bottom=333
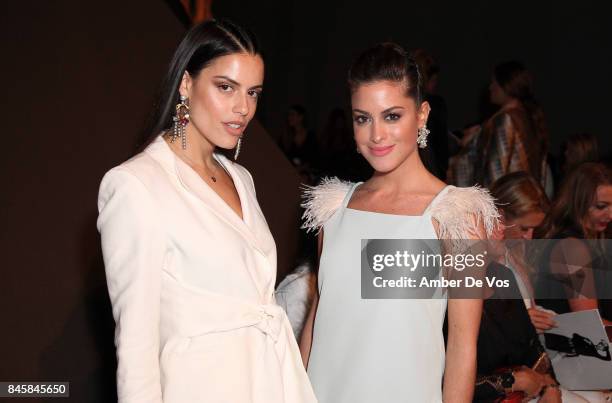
left=344, top=182, right=452, bottom=218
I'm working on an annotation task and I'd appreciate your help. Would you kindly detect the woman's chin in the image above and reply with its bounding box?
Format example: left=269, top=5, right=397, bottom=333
left=214, top=137, right=240, bottom=150
left=366, top=157, right=402, bottom=174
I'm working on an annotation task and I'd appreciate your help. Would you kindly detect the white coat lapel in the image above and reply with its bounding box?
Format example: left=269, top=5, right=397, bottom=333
left=146, top=136, right=277, bottom=299
left=173, top=154, right=262, bottom=251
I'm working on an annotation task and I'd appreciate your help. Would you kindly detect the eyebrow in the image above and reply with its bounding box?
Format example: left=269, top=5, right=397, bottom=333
left=213, top=75, right=263, bottom=90
left=352, top=106, right=404, bottom=116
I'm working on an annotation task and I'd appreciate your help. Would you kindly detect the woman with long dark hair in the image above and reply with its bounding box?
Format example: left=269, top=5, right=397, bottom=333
left=473, top=172, right=610, bottom=403
left=450, top=61, right=548, bottom=188
left=299, top=42, right=500, bottom=403
left=535, top=163, right=612, bottom=325
left=97, top=19, right=316, bottom=402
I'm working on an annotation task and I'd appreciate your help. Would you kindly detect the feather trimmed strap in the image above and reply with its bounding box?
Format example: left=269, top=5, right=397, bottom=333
left=301, top=177, right=354, bottom=233
left=427, top=186, right=501, bottom=239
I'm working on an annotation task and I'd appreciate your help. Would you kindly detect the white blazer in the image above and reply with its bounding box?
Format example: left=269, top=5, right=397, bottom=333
left=97, top=135, right=317, bottom=403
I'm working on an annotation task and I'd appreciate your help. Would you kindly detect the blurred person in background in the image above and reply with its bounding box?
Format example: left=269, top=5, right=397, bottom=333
left=559, top=132, right=600, bottom=184
left=535, top=163, right=612, bottom=326
left=411, top=48, right=450, bottom=181
left=449, top=61, right=549, bottom=190
left=473, top=171, right=608, bottom=402
left=280, top=104, right=319, bottom=184
left=318, top=107, right=372, bottom=181
left=490, top=172, right=550, bottom=321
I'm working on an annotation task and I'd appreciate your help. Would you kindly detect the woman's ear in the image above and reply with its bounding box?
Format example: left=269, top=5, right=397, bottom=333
left=418, top=100, right=431, bottom=128
left=179, top=71, right=193, bottom=98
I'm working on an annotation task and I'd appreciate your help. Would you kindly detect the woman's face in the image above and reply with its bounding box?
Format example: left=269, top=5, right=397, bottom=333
left=489, top=77, right=507, bottom=106
left=584, top=185, right=612, bottom=234
left=503, top=210, right=546, bottom=240
left=351, top=80, right=429, bottom=173
left=180, top=53, right=264, bottom=150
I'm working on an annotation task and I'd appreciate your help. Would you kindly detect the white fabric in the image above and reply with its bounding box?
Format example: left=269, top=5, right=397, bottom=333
left=527, top=388, right=610, bottom=403
left=505, top=261, right=534, bottom=309
left=274, top=263, right=316, bottom=339
left=97, top=135, right=316, bottom=403
left=302, top=181, right=500, bottom=240
left=303, top=180, right=498, bottom=403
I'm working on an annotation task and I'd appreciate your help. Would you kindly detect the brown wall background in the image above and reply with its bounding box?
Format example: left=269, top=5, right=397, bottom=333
left=0, top=1, right=302, bottom=401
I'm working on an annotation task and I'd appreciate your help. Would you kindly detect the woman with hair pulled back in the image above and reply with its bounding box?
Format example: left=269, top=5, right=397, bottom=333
left=299, top=43, right=500, bottom=402
left=97, top=19, right=316, bottom=403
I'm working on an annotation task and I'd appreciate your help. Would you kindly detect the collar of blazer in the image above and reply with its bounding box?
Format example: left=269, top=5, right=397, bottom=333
left=145, top=136, right=274, bottom=271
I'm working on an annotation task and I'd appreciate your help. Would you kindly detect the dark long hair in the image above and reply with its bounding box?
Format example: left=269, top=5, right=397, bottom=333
left=139, top=19, right=260, bottom=151
left=536, top=163, right=612, bottom=239
left=348, top=42, right=423, bottom=106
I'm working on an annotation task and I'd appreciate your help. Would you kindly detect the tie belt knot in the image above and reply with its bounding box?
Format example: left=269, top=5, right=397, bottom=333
left=253, top=304, right=285, bottom=343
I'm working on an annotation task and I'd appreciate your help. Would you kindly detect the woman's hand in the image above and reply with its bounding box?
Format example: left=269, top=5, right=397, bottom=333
left=528, top=308, right=557, bottom=333
left=513, top=367, right=545, bottom=398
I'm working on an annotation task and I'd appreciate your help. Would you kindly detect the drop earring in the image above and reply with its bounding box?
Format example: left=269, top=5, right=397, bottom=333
left=234, top=136, right=242, bottom=160
left=171, top=95, right=190, bottom=150
left=417, top=126, right=430, bottom=148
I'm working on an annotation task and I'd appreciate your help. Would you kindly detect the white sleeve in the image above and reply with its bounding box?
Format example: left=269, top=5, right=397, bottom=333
left=97, top=168, right=165, bottom=403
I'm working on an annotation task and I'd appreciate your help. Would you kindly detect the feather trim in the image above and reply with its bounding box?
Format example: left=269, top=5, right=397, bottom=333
left=427, top=186, right=501, bottom=240
left=301, top=177, right=354, bottom=233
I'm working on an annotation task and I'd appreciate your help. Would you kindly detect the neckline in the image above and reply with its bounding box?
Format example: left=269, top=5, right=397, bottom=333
left=344, top=183, right=452, bottom=218
left=159, top=135, right=247, bottom=223
left=213, top=154, right=246, bottom=223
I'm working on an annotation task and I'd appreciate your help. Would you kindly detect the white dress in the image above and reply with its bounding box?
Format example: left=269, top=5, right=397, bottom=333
left=302, top=178, right=498, bottom=403
left=97, top=136, right=317, bottom=403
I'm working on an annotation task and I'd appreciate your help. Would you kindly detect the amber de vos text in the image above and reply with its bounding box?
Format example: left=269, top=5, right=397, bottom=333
left=370, top=250, right=510, bottom=289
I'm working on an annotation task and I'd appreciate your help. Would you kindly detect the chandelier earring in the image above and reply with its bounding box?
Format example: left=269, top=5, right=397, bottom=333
left=416, top=125, right=430, bottom=149
left=171, top=95, right=190, bottom=150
